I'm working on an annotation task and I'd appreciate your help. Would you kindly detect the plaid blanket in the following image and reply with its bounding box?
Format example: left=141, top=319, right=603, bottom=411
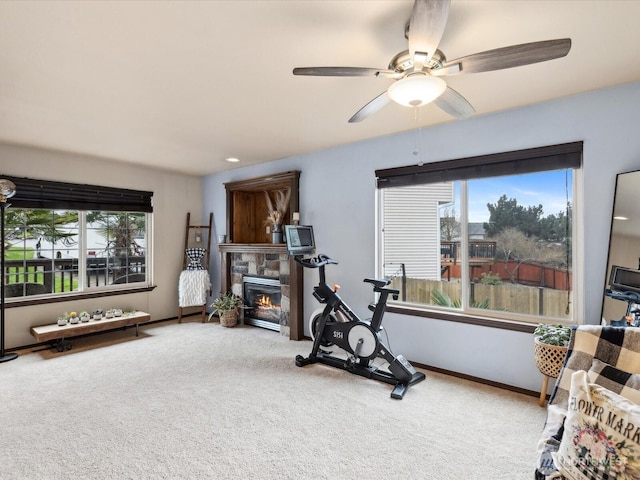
left=535, top=325, right=640, bottom=479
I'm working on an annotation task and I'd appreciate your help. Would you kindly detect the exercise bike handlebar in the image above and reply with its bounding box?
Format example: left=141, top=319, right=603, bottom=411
left=294, top=254, right=338, bottom=269
left=296, top=255, right=399, bottom=296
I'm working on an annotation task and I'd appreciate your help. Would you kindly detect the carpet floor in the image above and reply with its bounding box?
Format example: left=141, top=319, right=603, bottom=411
left=0, top=318, right=546, bottom=479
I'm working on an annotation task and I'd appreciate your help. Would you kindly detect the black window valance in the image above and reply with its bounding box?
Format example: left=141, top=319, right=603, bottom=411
left=0, top=175, right=153, bottom=212
left=375, top=141, right=583, bottom=189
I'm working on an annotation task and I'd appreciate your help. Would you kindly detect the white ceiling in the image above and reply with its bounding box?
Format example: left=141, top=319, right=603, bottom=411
left=1, top=0, right=639, bottom=176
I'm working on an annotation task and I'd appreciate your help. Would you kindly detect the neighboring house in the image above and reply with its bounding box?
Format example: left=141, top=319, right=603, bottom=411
left=380, top=182, right=454, bottom=280
left=468, top=223, right=486, bottom=240
left=381, top=188, right=487, bottom=281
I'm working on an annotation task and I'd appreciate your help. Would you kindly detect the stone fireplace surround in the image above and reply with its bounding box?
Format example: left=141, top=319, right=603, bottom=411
left=231, top=251, right=290, bottom=336
left=218, top=243, right=303, bottom=340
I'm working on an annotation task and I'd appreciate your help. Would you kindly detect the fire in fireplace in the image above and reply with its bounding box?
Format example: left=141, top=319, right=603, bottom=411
left=243, top=276, right=282, bottom=331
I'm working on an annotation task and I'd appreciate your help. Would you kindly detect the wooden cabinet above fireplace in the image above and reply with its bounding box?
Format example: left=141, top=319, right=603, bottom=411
left=224, top=170, right=300, bottom=244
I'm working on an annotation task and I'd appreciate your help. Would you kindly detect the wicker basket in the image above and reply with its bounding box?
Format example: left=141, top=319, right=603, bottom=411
left=534, top=336, right=567, bottom=378
left=220, top=310, right=238, bottom=328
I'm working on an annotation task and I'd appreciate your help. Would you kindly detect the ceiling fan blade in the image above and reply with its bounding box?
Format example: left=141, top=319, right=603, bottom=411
left=348, top=91, right=390, bottom=123
left=408, top=0, right=450, bottom=67
left=293, top=67, right=399, bottom=78
left=433, top=86, right=475, bottom=119
left=440, top=38, right=572, bottom=75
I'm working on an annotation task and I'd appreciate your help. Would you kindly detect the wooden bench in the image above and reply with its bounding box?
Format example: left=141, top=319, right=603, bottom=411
left=30, top=311, right=150, bottom=352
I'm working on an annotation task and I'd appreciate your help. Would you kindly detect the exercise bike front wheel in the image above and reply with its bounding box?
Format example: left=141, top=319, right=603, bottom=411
left=309, top=308, right=337, bottom=348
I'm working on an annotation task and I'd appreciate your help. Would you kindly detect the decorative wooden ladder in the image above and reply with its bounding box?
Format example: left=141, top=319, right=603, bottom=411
left=178, top=212, right=213, bottom=323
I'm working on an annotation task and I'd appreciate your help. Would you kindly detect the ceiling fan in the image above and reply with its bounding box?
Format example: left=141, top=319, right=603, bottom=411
left=292, top=0, right=571, bottom=123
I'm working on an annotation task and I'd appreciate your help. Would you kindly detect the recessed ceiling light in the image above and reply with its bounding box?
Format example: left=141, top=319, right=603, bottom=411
left=614, top=216, right=629, bottom=220
left=225, top=157, right=240, bottom=163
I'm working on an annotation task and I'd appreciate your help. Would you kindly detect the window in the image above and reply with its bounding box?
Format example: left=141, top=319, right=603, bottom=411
left=376, top=142, right=581, bottom=326
left=2, top=176, right=152, bottom=300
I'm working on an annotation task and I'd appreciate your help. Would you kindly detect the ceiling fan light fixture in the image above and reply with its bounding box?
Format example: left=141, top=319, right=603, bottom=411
left=387, top=74, right=446, bottom=107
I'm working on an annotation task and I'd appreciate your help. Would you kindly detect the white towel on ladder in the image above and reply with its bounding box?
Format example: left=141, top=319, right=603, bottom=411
left=178, top=270, right=211, bottom=307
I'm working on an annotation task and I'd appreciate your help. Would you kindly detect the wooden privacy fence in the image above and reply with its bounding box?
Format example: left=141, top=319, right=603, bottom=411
left=388, top=277, right=572, bottom=318
left=443, top=261, right=571, bottom=290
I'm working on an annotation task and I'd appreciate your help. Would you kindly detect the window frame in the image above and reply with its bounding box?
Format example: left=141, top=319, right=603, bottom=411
left=375, top=142, right=583, bottom=332
left=1, top=176, right=154, bottom=306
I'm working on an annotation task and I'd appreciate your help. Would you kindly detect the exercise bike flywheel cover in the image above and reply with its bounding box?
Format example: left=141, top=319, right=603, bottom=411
left=309, top=311, right=336, bottom=347
left=347, top=324, right=377, bottom=359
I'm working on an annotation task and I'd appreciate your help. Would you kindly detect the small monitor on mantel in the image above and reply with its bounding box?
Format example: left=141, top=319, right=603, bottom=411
left=284, top=225, right=315, bottom=256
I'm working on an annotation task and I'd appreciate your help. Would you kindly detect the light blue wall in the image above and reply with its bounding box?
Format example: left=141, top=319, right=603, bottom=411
left=202, top=81, right=640, bottom=393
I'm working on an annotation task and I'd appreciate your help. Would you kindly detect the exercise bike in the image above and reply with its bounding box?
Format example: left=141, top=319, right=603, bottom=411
left=293, top=252, right=426, bottom=399
left=605, top=288, right=640, bottom=327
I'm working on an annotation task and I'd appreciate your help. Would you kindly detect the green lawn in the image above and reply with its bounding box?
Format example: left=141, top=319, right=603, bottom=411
left=5, top=247, right=77, bottom=292
left=6, top=246, right=35, bottom=260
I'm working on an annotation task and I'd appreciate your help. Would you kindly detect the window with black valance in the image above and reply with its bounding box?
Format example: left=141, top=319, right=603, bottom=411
left=0, top=176, right=153, bottom=212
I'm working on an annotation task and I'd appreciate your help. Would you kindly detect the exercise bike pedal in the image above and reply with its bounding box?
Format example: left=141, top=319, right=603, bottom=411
left=344, top=357, right=359, bottom=371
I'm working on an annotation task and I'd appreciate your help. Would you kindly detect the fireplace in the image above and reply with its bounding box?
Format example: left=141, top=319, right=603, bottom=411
left=243, top=276, right=282, bottom=331
left=219, top=244, right=299, bottom=339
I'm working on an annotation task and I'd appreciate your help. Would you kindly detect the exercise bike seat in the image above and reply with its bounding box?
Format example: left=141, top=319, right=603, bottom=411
left=363, top=278, right=390, bottom=289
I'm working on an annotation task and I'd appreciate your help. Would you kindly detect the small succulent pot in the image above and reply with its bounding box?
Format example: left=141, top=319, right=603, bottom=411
left=93, top=309, right=103, bottom=320
left=80, top=314, right=90, bottom=322
left=69, top=312, right=79, bottom=324
left=105, top=310, right=115, bottom=319
left=57, top=317, right=68, bottom=326
left=113, top=308, right=123, bottom=317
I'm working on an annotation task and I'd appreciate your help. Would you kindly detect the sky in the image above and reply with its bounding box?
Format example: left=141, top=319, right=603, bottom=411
left=459, top=169, right=572, bottom=223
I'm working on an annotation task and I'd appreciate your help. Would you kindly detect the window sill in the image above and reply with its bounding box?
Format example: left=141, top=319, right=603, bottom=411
left=385, top=304, right=537, bottom=334
left=5, top=285, right=157, bottom=308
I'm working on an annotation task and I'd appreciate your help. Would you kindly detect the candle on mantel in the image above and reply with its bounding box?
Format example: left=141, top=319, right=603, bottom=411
left=292, top=212, right=300, bottom=225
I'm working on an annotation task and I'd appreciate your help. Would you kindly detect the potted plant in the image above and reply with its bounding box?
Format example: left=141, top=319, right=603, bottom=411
left=57, top=312, right=70, bottom=326
left=208, top=292, right=244, bottom=327
left=533, top=323, right=572, bottom=406
left=533, top=323, right=572, bottom=347
left=80, top=311, right=91, bottom=322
